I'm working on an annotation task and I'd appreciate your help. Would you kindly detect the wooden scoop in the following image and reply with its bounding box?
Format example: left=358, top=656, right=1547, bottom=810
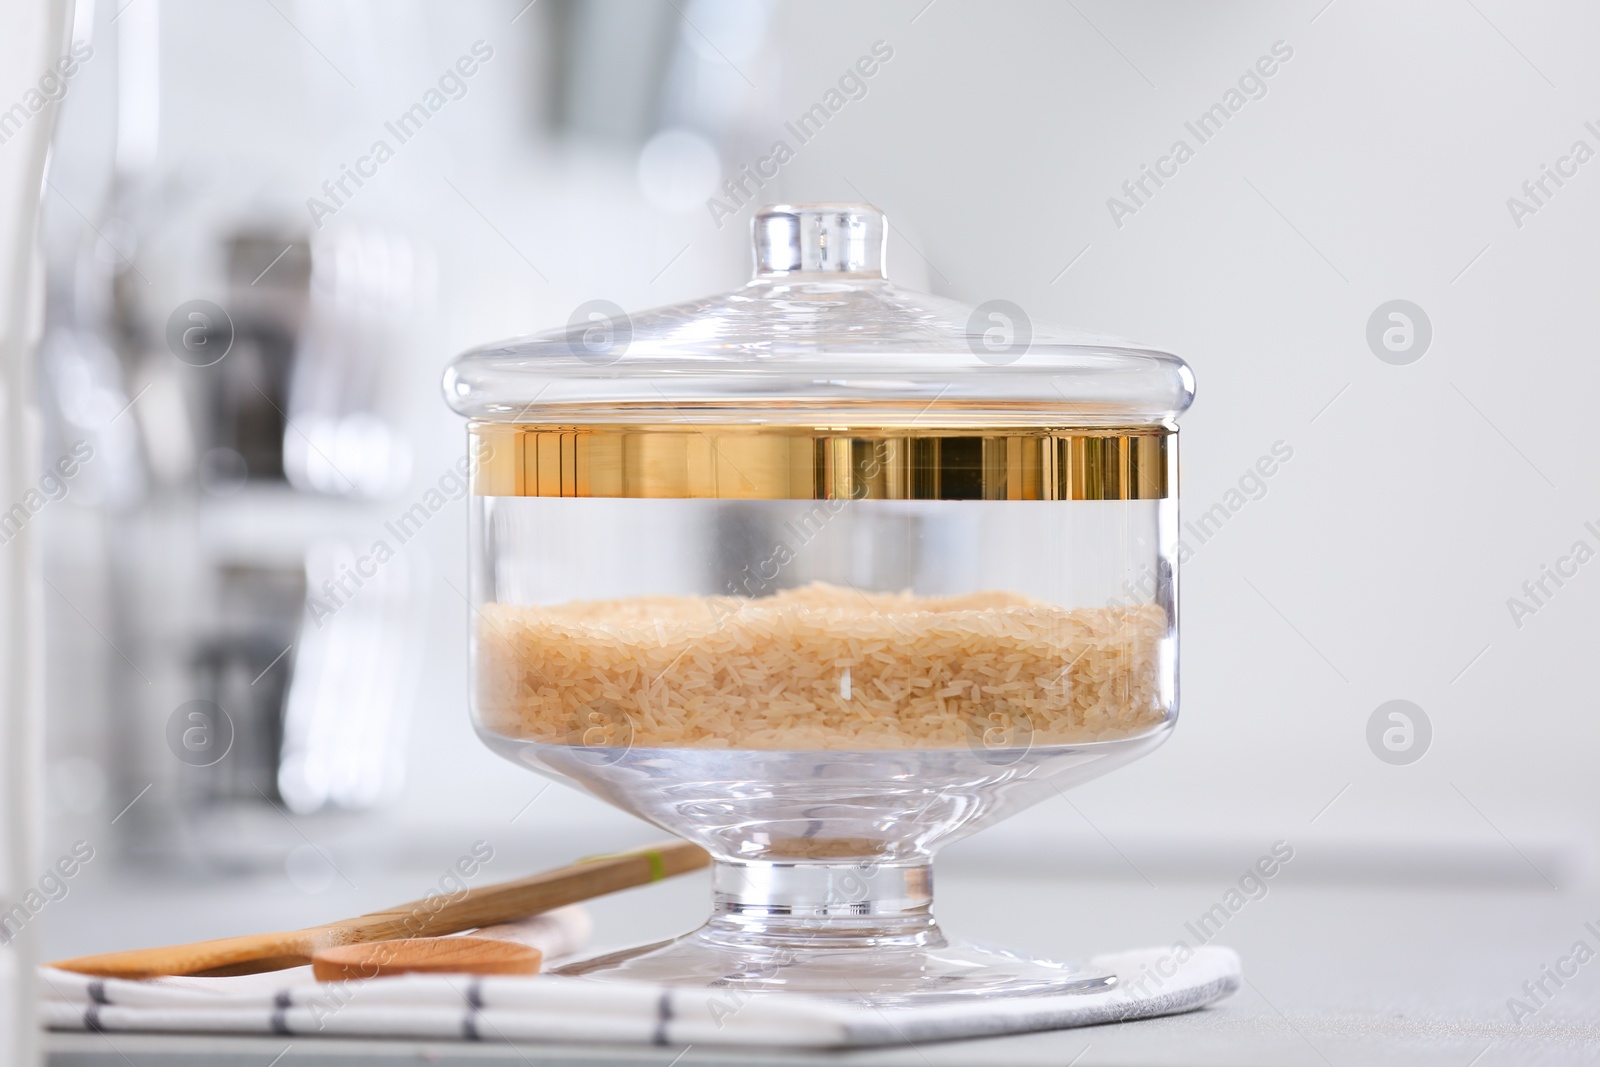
left=311, top=937, right=542, bottom=981
left=50, top=839, right=707, bottom=979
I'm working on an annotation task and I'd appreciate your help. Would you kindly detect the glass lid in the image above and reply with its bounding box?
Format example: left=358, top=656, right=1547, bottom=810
left=443, top=203, right=1194, bottom=427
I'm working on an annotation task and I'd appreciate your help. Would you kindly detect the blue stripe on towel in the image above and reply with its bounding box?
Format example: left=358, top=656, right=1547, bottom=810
left=270, top=989, right=292, bottom=1035
left=651, top=991, right=673, bottom=1046
left=462, top=978, right=484, bottom=1041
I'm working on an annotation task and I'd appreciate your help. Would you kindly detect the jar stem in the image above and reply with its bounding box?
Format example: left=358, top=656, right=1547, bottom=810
left=704, top=860, right=941, bottom=949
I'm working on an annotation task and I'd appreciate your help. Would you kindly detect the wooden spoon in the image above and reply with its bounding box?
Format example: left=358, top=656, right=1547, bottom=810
left=50, top=839, right=707, bottom=979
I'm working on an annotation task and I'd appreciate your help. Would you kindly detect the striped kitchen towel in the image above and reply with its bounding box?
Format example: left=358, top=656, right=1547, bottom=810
left=41, top=922, right=1238, bottom=1049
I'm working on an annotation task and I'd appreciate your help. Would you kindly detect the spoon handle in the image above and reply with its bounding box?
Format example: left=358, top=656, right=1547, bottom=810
left=49, top=840, right=708, bottom=978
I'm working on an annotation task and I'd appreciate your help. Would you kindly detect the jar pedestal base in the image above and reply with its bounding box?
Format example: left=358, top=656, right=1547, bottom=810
left=554, top=861, right=1114, bottom=1005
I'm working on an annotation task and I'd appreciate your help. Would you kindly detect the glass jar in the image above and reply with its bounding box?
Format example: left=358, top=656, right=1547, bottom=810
left=444, top=203, right=1194, bottom=1002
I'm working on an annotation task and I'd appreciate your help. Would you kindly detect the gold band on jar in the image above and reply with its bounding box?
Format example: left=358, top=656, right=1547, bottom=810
left=469, top=424, right=1173, bottom=501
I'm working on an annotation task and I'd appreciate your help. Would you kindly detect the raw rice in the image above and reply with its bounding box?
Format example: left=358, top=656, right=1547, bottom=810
left=476, top=583, right=1168, bottom=751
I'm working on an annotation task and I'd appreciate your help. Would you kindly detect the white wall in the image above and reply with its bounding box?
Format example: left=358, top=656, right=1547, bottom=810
left=762, top=0, right=1600, bottom=879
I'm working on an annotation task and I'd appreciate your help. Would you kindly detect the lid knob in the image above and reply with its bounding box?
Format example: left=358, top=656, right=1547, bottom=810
left=753, top=203, right=886, bottom=277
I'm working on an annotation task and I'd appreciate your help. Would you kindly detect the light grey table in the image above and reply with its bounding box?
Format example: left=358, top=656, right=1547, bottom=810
left=39, top=866, right=1600, bottom=1065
